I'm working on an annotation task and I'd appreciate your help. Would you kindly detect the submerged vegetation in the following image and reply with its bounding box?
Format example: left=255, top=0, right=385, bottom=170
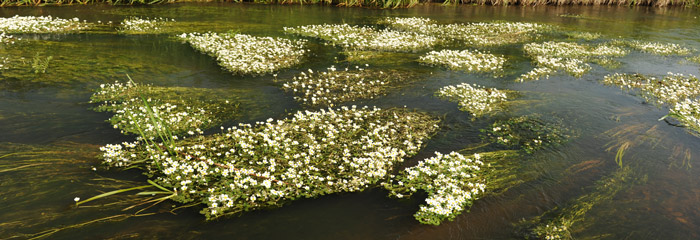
left=178, top=32, right=307, bottom=75
left=279, top=66, right=417, bottom=107
left=482, top=115, right=574, bottom=154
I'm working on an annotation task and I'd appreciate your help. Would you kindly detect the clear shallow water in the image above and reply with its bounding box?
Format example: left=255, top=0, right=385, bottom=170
left=0, top=3, right=699, bottom=239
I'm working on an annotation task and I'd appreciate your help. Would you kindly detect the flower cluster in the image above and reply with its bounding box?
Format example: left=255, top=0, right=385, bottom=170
left=603, top=73, right=700, bottom=133
left=0, top=15, right=89, bottom=33
left=670, top=99, right=700, bottom=133
left=533, top=222, right=573, bottom=240
left=613, top=40, right=693, bottom=56
left=602, top=73, right=700, bottom=106
left=436, top=83, right=509, bottom=118
left=418, top=49, right=506, bottom=74
left=178, top=32, right=307, bottom=75
left=90, top=80, right=239, bottom=139
left=99, top=106, right=440, bottom=219
left=482, top=115, right=573, bottom=154
left=381, top=17, right=554, bottom=47
left=283, top=23, right=439, bottom=52
left=688, top=55, right=700, bottom=64
left=518, top=41, right=629, bottom=81
left=383, top=152, right=485, bottom=225
left=279, top=65, right=415, bottom=107
left=118, top=16, right=175, bottom=34
left=0, top=32, right=15, bottom=44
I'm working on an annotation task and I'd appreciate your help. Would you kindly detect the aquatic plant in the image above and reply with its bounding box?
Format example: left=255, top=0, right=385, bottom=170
left=482, top=115, right=573, bottom=154
left=436, top=83, right=510, bottom=118
left=179, top=32, right=307, bottom=75
left=518, top=41, right=629, bottom=81
left=564, top=31, right=601, bottom=41
left=613, top=40, right=693, bottom=56
left=118, top=16, right=175, bottom=34
left=381, top=17, right=554, bottom=47
left=99, top=106, right=440, bottom=219
left=279, top=65, right=417, bottom=107
left=602, top=73, right=700, bottom=106
left=284, top=23, right=439, bottom=52
left=667, top=98, right=700, bottom=134
left=688, top=55, right=700, bottom=64
left=418, top=49, right=506, bottom=74
left=520, top=166, right=641, bottom=240
left=383, top=152, right=485, bottom=225
left=90, top=79, right=239, bottom=139
left=0, top=32, right=15, bottom=44
left=0, top=15, right=89, bottom=33
left=30, top=53, right=52, bottom=74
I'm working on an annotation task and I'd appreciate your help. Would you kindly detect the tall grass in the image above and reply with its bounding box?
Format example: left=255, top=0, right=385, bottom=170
left=0, top=0, right=696, bottom=7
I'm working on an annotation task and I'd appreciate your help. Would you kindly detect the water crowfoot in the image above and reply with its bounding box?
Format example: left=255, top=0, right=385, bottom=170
left=90, top=80, right=240, bottom=139
left=517, top=41, right=629, bottom=81
left=0, top=15, right=90, bottom=33
left=383, top=152, right=485, bottom=225
left=179, top=32, right=307, bottom=75
left=283, top=23, right=439, bottom=52
left=99, top=106, right=440, bottom=220
left=419, top=49, right=506, bottom=75
left=279, top=65, right=418, bottom=107
left=436, top=83, right=511, bottom=118
left=118, top=16, right=176, bottom=34
left=381, top=17, right=555, bottom=47
left=612, top=40, right=694, bottom=56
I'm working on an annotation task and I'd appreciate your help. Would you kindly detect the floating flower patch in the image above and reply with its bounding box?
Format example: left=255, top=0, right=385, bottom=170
left=383, top=152, right=485, bottom=225
left=482, top=115, right=573, bottom=154
left=99, top=106, right=440, bottom=219
left=602, top=73, right=700, bottom=106
left=613, top=40, right=693, bottom=56
left=381, top=17, right=555, bottom=47
left=90, top=80, right=239, bottom=139
left=518, top=41, right=629, bottom=82
left=419, top=49, right=506, bottom=74
left=0, top=15, right=89, bottom=33
left=179, top=32, right=307, bottom=75
left=283, top=23, right=439, bottom=52
left=688, top=55, right=700, bottom=64
left=436, top=83, right=510, bottom=118
left=0, top=32, right=15, bottom=44
left=279, top=65, right=417, bottom=107
left=118, top=17, right=175, bottom=34
left=668, top=99, right=700, bottom=134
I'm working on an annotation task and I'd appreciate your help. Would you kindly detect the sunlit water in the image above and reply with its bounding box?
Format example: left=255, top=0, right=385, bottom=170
left=1, top=3, right=699, bottom=239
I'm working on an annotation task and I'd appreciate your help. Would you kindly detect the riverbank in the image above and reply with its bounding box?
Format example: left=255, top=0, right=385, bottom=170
left=1, top=0, right=697, bottom=8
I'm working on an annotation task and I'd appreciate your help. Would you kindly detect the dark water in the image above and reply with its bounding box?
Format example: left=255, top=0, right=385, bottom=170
left=1, top=3, right=699, bottom=239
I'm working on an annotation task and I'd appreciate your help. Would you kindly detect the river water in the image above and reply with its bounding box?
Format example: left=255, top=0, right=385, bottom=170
left=1, top=3, right=699, bottom=239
